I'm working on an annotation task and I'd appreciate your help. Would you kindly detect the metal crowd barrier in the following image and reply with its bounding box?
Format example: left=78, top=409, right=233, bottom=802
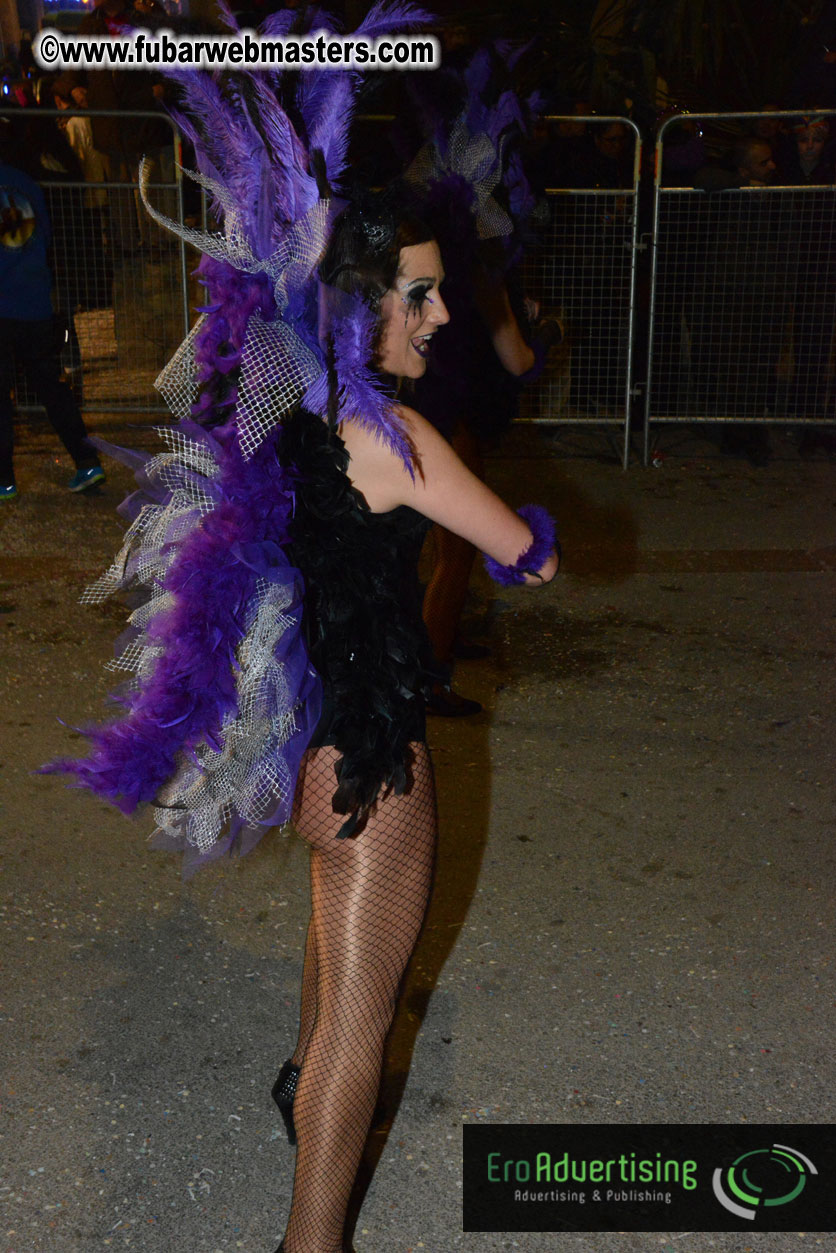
left=519, top=116, right=642, bottom=470
left=2, top=107, right=190, bottom=416
left=645, top=110, right=836, bottom=463
left=12, top=104, right=833, bottom=469
left=5, top=106, right=643, bottom=467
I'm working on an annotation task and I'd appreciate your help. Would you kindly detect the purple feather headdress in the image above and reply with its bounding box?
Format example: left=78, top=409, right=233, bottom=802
left=46, top=2, right=434, bottom=874
left=405, top=42, right=537, bottom=248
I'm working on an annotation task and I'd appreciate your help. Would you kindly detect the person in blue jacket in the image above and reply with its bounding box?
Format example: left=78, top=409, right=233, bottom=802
left=0, top=127, right=104, bottom=500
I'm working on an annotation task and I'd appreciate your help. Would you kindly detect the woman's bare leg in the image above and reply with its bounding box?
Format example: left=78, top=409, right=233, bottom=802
left=283, top=743, right=437, bottom=1253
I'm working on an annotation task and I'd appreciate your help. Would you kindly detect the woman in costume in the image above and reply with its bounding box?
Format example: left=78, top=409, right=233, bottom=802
left=404, top=45, right=563, bottom=715
left=272, top=198, right=558, bottom=1251
left=48, top=10, right=559, bottom=1248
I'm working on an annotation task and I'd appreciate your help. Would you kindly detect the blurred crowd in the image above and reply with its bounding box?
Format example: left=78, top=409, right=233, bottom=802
left=664, top=111, right=836, bottom=189
left=654, top=111, right=836, bottom=462
left=3, top=0, right=180, bottom=245
left=2, top=1, right=836, bottom=470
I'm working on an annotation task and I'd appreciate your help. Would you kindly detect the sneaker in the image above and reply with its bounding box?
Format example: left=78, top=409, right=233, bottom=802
left=0, top=482, right=18, bottom=501
left=69, top=465, right=105, bottom=492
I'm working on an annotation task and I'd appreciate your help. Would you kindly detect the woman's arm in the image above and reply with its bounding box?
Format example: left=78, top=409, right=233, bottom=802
left=340, top=406, right=559, bottom=584
left=473, top=272, right=537, bottom=377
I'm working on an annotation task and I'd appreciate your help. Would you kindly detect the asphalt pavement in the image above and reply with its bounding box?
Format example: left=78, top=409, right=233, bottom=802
left=1, top=417, right=834, bottom=1253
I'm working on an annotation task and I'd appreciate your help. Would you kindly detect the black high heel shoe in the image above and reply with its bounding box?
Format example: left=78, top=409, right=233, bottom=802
left=271, top=1059, right=300, bottom=1146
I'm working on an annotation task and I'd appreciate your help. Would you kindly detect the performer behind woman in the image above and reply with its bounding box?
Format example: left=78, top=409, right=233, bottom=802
left=404, top=46, right=563, bottom=714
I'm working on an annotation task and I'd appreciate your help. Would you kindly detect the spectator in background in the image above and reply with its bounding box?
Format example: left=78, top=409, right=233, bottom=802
left=53, top=79, right=108, bottom=208
left=689, top=136, right=789, bottom=465
left=734, top=136, right=777, bottom=187
left=651, top=134, right=777, bottom=421
left=557, top=100, right=592, bottom=139
left=0, top=124, right=105, bottom=499
left=544, top=120, right=634, bottom=414
left=11, top=97, right=113, bottom=358
left=16, top=32, right=36, bottom=80
left=51, top=80, right=114, bottom=321
left=694, top=136, right=776, bottom=191
left=772, top=120, right=836, bottom=449
left=660, top=114, right=707, bottom=187
left=65, top=0, right=169, bottom=253
left=774, top=117, right=836, bottom=184
left=572, top=121, right=633, bottom=190
left=528, top=100, right=592, bottom=192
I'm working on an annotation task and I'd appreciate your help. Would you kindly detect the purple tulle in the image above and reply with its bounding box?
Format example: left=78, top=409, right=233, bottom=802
left=483, top=504, right=556, bottom=586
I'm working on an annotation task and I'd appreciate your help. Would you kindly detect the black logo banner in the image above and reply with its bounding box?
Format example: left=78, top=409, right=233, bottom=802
left=463, top=1124, right=835, bottom=1232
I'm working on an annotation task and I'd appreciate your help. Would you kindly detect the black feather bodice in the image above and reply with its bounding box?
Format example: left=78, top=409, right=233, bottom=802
left=282, top=408, right=437, bottom=836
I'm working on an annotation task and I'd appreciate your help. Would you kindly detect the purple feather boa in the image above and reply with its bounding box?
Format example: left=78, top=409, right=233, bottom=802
left=48, top=424, right=318, bottom=818
left=46, top=263, right=321, bottom=870
left=483, top=504, right=557, bottom=586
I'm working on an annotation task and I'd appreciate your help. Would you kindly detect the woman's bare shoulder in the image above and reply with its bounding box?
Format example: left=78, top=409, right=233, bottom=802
left=338, top=405, right=423, bottom=511
left=339, top=403, right=426, bottom=451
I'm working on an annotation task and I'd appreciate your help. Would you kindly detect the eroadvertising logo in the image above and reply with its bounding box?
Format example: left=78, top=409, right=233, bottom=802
left=462, top=1124, right=834, bottom=1233
left=712, top=1143, right=817, bottom=1220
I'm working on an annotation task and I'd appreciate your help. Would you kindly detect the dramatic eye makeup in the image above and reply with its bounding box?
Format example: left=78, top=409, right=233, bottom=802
left=400, top=278, right=437, bottom=319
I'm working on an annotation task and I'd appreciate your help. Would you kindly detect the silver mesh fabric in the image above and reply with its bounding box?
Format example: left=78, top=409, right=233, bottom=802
left=141, top=162, right=331, bottom=458
left=139, top=160, right=263, bottom=274
left=151, top=576, right=301, bottom=851
left=152, top=426, right=219, bottom=508
left=270, top=199, right=331, bottom=308
left=105, top=635, right=164, bottom=677
left=80, top=430, right=219, bottom=606
left=236, top=313, right=321, bottom=459
left=406, top=116, right=513, bottom=241
left=104, top=589, right=174, bottom=675
left=155, top=316, right=205, bottom=420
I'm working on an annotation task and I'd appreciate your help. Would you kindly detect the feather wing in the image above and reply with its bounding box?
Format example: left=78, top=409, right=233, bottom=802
left=306, top=74, right=355, bottom=189
left=352, top=0, right=434, bottom=40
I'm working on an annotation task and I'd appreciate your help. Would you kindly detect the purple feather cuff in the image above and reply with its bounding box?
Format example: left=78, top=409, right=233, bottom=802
left=483, top=504, right=557, bottom=586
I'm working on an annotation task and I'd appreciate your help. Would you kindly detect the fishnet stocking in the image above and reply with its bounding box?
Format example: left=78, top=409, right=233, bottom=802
left=283, top=743, right=437, bottom=1253
left=292, top=920, right=319, bottom=1069
left=422, top=424, right=484, bottom=666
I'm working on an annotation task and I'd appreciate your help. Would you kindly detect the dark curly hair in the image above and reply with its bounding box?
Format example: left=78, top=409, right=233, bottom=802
left=319, top=191, right=434, bottom=314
